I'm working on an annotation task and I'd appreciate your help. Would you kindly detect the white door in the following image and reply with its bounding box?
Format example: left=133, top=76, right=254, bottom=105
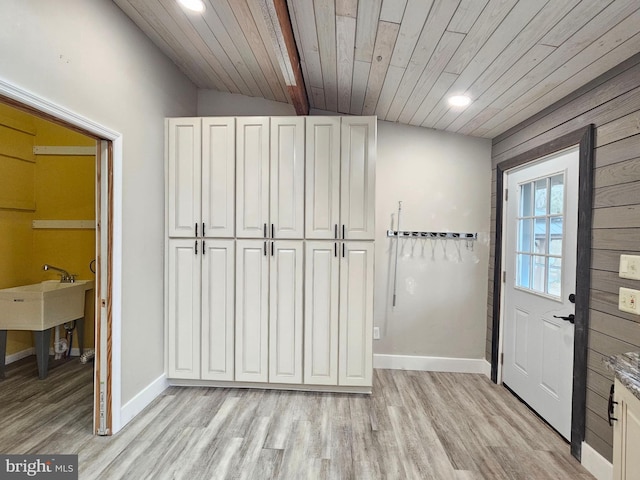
left=167, top=239, right=201, bottom=379
left=340, top=117, right=376, bottom=240
left=502, top=147, right=579, bottom=440
left=167, top=118, right=201, bottom=238
left=202, top=118, right=235, bottom=238
left=236, top=117, right=269, bottom=238
left=235, top=240, right=269, bottom=382
left=271, top=117, right=305, bottom=239
left=305, top=117, right=341, bottom=239
left=201, top=239, right=234, bottom=381
left=269, top=241, right=303, bottom=384
left=339, top=241, right=374, bottom=387
left=304, top=241, right=340, bottom=385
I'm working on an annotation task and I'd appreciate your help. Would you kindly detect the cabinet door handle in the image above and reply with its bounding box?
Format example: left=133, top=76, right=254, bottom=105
left=342, top=224, right=345, bottom=239
left=195, top=223, right=198, bottom=238
left=271, top=241, right=274, bottom=256
left=202, top=222, right=205, bottom=236
left=334, top=242, right=337, bottom=257
left=263, top=241, right=267, bottom=256
left=342, top=243, right=345, bottom=258
left=263, top=223, right=267, bottom=238
left=202, top=240, right=205, bottom=255
left=271, top=223, right=274, bottom=239
left=608, top=384, right=618, bottom=426
left=195, top=240, right=198, bottom=255
left=334, top=224, right=338, bottom=239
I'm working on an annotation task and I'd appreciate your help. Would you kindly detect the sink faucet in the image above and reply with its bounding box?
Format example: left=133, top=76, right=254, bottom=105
left=43, top=264, right=76, bottom=283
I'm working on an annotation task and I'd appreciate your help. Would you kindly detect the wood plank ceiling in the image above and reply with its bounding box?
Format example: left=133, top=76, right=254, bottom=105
left=114, top=0, right=640, bottom=138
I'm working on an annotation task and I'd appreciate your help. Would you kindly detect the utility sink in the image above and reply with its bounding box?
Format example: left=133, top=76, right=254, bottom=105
left=0, top=280, right=94, bottom=331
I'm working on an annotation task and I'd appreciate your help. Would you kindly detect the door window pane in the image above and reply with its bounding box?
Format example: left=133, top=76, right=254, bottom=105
left=550, top=174, right=564, bottom=215
left=515, top=172, right=564, bottom=299
left=517, top=254, right=531, bottom=289
left=532, top=255, right=546, bottom=293
left=518, top=219, right=532, bottom=252
left=534, top=179, right=547, bottom=216
left=548, top=257, right=562, bottom=297
left=520, top=182, right=532, bottom=217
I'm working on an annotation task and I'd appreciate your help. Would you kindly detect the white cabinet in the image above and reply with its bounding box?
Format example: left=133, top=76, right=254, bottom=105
left=341, top=117, right=376, bottom=240
left=305, top=117, right=340, bottom=239
left=269, top=241, right=303, bottom=384
left=167, top=239, right=201, bottom=379
left=305, top=116, right=376, bottom=241
left=235, top=239, right=303, bottom=384
left=613, top=378, right=640, bottom=479
left=201, top=240, right=235, bottom=381
left=339, top=242, right=374, bottom=386
left=304, top=241, right=373, bottom=387
left=304, top=241, right=339, bottom=385
left=236, top=117, right=305, bottom=239
left=202, top=118, right=235, bottom=238
left=236, top=117, right=270, bottom=238
left=168, top=239, right=235, bottom=380
left=235, top=240, right=269, bottom=382
left=167, top=117, right=235, bottom=238
left=167, top=118, right=201, bottom=238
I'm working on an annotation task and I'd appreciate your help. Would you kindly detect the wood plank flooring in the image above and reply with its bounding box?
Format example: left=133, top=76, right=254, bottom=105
left=0, top=358, right=594, bottom=479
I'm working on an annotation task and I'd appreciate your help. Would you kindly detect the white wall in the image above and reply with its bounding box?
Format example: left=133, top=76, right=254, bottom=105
left=198, top=90, right=492, bottom=362
left=198, top=90, right=295, bottom=116
left=0, top=0, right=197, bottom=410
left=375, top=121, right=491, bottom=360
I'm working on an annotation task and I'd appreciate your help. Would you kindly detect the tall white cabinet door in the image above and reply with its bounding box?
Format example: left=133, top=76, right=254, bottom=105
left=202, top=118, right=235, bottom=238
left=237, top=117, right=270, bottom=238
left=340, top=117, right=376, bottom=240
left=305, top=117, right=341, bottom=239
left=269, top=241, right=303, bottom=384
left=339, top=242, right=374, bottom=387
left=235, top=240, right=269, bottom=382
left=304, top=241, right=339, bottom=385
left=167, top=239, right=201, bottom=379
left=271, top=117, right=305, bottom=239
left=167, top=118, right=201, bottom=237
left=201, top=239, right=235, bottom=381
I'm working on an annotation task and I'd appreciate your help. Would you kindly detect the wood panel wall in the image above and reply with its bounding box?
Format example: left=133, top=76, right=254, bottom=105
left=487, top=52, right=640, bottom=462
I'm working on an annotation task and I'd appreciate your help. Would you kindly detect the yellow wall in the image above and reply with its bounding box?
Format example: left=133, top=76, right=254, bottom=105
left=0, top=103, right=96, bottom=358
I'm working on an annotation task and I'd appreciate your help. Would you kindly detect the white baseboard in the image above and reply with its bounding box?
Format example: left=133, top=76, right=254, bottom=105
left=581, top=441, right=612, bottom=480
left=5, top=348, right=35, bottom=365
left=374, top=354, right=491, bottom=375
left=120, top=373, right=169, bottom=428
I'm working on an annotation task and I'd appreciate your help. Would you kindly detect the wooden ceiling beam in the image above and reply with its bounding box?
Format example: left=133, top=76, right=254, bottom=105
left=261, top=0, right=309, bottom=115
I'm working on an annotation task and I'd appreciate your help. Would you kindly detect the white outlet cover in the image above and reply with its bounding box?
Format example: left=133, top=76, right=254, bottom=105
left=620, top=254, right=640, bottom=280
left=619, top=287, right=640, bottom=315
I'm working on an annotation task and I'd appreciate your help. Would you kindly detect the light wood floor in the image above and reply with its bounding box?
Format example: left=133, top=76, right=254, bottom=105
left=0, top=357, right=594, bottom=479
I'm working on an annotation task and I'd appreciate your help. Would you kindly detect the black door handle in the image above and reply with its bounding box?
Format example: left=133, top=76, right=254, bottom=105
left=553, top=314, right=575, bottom=324
left=608, top=384, right=618, bottom=426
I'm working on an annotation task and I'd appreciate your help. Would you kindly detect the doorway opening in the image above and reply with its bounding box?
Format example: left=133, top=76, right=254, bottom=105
left=0, top=93, right=114, bottom=437
left=490, top=125, right=595, bottom=460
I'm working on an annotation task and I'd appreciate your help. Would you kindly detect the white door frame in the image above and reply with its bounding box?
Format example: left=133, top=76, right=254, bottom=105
left=490, top=126, right=595, bottom=461
left=0, top=78, right=123, bottom=434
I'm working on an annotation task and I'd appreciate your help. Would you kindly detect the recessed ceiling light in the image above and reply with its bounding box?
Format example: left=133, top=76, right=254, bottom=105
left=448, top=95, right=471, bottom=107
left=178, top=0, right=205, bottom=13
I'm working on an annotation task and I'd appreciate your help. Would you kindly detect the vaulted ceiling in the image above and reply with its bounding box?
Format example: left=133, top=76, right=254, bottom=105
left=114, top=0, right=640, bottom=138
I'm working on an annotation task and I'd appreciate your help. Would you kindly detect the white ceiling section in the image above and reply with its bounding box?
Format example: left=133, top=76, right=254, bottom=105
left=115, top=0, right=640, bottom=138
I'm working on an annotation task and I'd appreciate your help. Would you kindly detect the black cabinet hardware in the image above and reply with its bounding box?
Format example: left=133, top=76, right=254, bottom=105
left=608, top=384, right=618, bottom=426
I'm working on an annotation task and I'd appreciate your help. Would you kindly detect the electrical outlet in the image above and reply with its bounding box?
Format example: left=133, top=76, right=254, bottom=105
left=620, top=255, right=640, bottom=280
left=373, top=327, right=380, bottom=340
left=619, top=287, right=640, bottom=315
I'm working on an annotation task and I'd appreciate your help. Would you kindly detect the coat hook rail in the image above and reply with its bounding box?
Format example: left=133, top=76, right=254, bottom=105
left=386, top=230, right=477, bottom=240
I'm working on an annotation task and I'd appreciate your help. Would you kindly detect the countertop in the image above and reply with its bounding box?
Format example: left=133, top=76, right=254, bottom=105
left=605, top=352, right=640, bottom=401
